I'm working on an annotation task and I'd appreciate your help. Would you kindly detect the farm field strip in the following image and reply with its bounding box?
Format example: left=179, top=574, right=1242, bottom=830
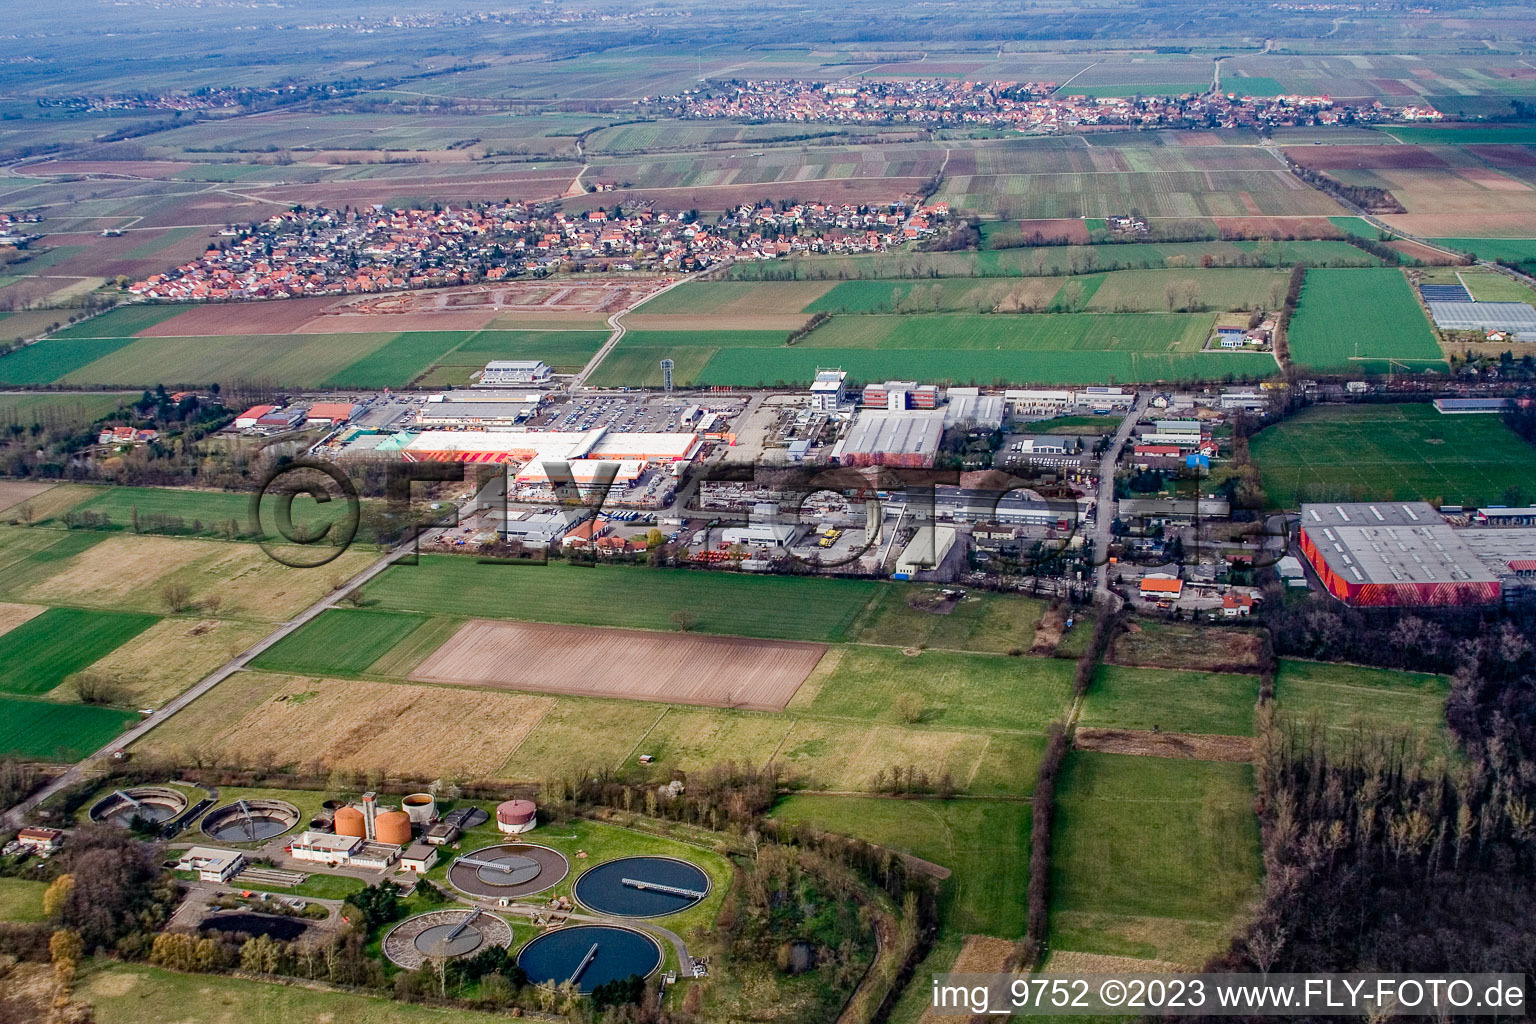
left=1285, top=267, right=1444, bottom=370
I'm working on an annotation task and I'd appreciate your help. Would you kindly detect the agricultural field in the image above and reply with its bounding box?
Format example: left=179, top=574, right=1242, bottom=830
left=0, top=695, right=138, bottom=759
left=1249, top=403, right=1536, bottom=508
left=78, top=617, right=269, bottom=708
left=1273, top=659, right=1452, bottom=753
left=251, top=609, right=433, bottom=677
left=772, top=794, right=1032, bottom=937
left=1285, top=268, right=1444, bottom=371
left=134, top=670, right=557, bottom=778
left=788, top=645, right=1073, bottom=734
left=937, top=141, right=1345, bottom=218
left=0, top=528, right=376, bottom=622
left=1108, top=620, right=1266, bottom=673
left=0, top=391, right=135, bottom=430
left=725, top=240, right=1382, bottom=283
left=362, top=556, right=882, bottom=642
left=411, top=619, right=827, bottom=711
left=0, top=321, right=609, bottom=389
left=1287, top=139, right=1536, bottom=237
left=0, top=607, right=158, bottom=695
left=1049, top=752, right=1262, bottom=966
left=78, top=964, right=517, bottom=1024
left=589, top=312, right=1279, bottom=388
left=1079, top=665, right=1259, bottom=737
left=1429, top=238, right=1536, bottom=275
left=804, top=269, right=1291, bottom=315
left=1414, top=265, right=1536, bottom=303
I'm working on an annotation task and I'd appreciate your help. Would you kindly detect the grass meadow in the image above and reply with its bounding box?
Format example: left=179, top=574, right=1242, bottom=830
left=1050, top=751, right=1261, bottom=965
left=1274, top=659, right=1451, bottom=752
left=1080, top=665, right=1259, bottom=736
left=1249, top=403, right=1536, bottom=508
left=77, top=963, right=517, bottom=1024
left=772, top=794, right=1032, bottom=937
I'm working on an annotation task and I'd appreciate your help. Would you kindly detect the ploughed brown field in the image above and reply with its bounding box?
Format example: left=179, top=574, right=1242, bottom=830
left=411, top=619, right=827, bottom=711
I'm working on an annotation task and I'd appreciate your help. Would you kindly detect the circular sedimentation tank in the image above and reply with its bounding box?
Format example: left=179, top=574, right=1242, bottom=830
left=573, top=856, right=710, bottom=918
left=199, top=799, right=301, bottom=843
left=89, top=786, right=188, bottom=829
left=383, top=910, right=513, bottom=969
left=447, top=843, right=569, bottom=899
left=517, top=925, right=662, bottom=994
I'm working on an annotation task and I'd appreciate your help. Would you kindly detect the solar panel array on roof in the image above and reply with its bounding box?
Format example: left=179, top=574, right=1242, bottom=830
left=1420, top=284, right=1471, bottom=303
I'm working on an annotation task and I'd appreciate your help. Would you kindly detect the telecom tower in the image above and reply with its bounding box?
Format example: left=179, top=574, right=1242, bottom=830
left=660, top=357, right=674, bottom=394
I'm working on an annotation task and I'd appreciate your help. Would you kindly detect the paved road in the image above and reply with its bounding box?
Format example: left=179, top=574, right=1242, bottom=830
left=2, top=519, right=446, bottom=829
left=1092, top=394, right=1148, bottom=602
left=574, top=275, right=691, bottom=388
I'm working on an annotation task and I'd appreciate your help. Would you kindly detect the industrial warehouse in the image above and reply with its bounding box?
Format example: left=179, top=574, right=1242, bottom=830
left=1296, top=502, right=1536, bottom=606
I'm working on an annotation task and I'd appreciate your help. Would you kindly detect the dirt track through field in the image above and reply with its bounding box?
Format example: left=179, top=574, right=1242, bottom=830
left=411, top=619, right=826, bottom=711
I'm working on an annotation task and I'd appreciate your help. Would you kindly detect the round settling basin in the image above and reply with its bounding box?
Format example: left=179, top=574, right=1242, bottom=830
left=573, top=856, right=710, bottom=918
left=517, top=924, right=662, bottom=994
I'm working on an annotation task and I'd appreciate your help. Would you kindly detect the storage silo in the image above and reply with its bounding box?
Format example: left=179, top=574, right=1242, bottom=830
left=334, top=805, right=366, bottom=838
left=374, top=809, right=412, bottom=846
left=496, top=799, right=538, bottom=834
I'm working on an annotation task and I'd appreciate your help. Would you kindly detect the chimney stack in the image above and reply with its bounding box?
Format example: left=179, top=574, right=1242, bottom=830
left=362, top=791, right=377, bottom=842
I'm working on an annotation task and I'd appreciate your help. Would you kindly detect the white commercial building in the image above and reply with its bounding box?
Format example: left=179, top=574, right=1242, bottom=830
left=1004, top=389, right=1076, bottom=412
left=809, top=369, right=848, bottom=411
left=479, top=360, right=553, bottom=386
left=176, top=846, right=246, bottom=883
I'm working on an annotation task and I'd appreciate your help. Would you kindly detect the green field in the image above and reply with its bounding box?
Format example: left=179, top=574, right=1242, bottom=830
left=78, top=964, right=516, bottom=1024
left=1429, top=238, right=1536, bottom=273
left=364, top=557, right=881, bottom=642
left=1080, top=665, right=1259, bottom=736
left=853, top=586, right=1048, bottom=654
left=1249, top=403, right=1536, bottom=508
left=0, top=695, right=138, bottom=759
left=772, top=794, right=1032, bottom=937
left=0, top=877, right=47, bottom=922
left=726, top=241, right=1383, bottom=283
left=1274, top=659, right=1451, bottom=750
left=45, top=484, right=380, bottom=543
left=0, top=323, right=609, bottom=390
left=0, top=607, right=158, bottom=695
left=797, top=645, right=1074, bottom=734
left=0, top=336, right=141, bottom=385
left=319, top=330, right=473, bottom=388
left=251, top=609, right=432, bottom=676
left=590, top=312, right=1279, bottom=387
left=1285, top=268, right=1445, bottom=371
left=1050, top=751, right=1261, bottom=964
left=50, top=305, right=185, bottom=339
left=0, top=392, right=135, bottom=429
